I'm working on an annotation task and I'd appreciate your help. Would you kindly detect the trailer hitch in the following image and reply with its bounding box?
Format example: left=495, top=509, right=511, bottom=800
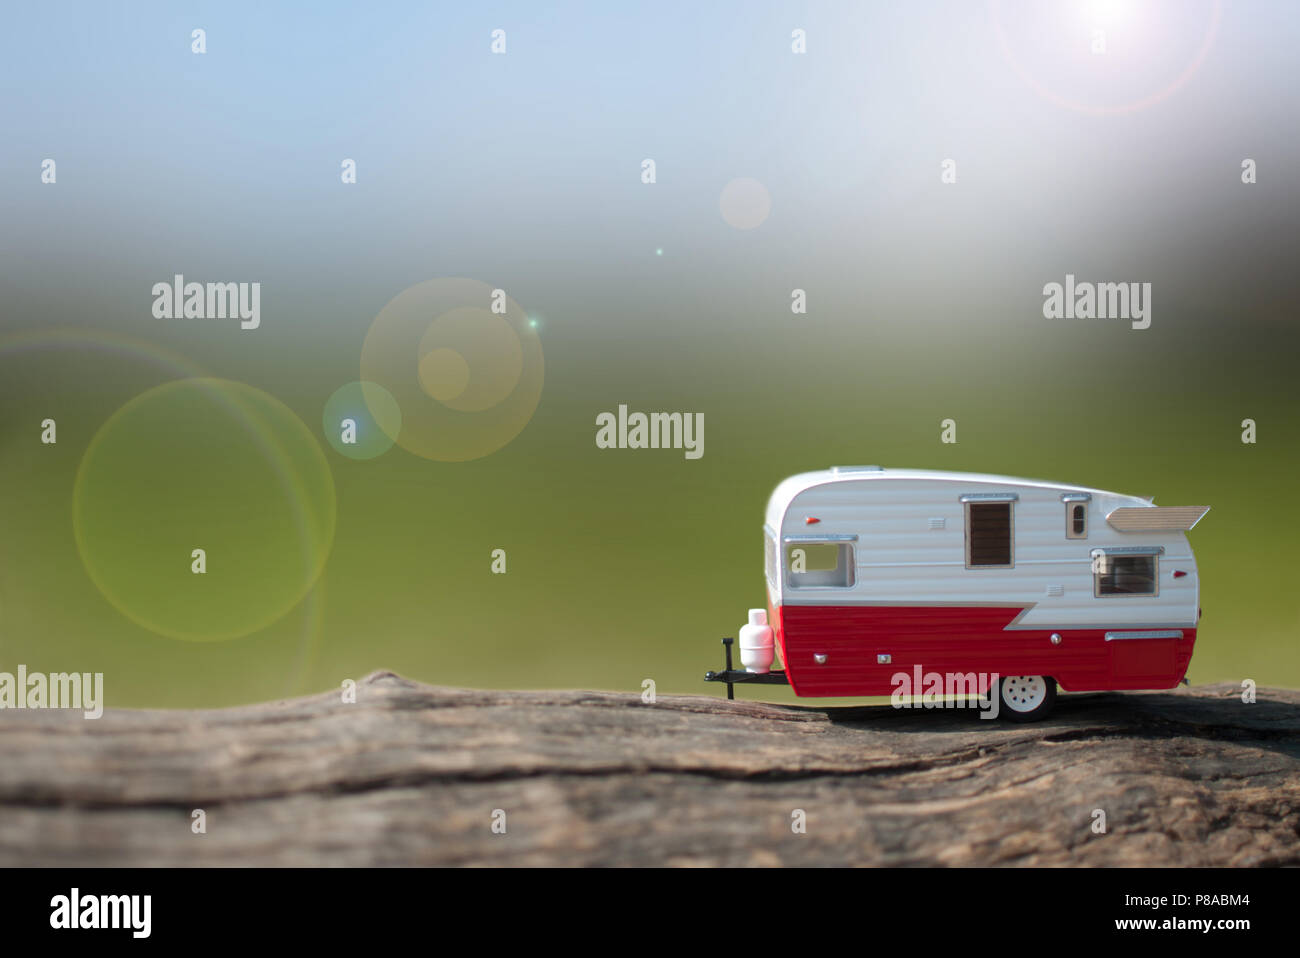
left=704, top=636, right=789, bottom=700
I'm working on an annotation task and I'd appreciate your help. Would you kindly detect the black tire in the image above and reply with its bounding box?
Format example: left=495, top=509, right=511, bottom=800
left=997, top=675, right=1057, bottom=722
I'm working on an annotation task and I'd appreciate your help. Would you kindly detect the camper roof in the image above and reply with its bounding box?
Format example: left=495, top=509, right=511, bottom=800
left=765, top=467, right=1152, bottom=532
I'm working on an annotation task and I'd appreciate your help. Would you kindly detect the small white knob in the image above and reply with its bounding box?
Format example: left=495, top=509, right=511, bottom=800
left=813, top=653, right=828, bottom=664
left=1050, top=633, right=1062, bottom=646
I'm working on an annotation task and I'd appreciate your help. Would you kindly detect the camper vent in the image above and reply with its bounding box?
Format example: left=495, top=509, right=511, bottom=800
left=830, top=465, right=883, bottom=474
left=1046, top=584, right=1065, bottom=597
left=928, top=518, right=945, bottom=530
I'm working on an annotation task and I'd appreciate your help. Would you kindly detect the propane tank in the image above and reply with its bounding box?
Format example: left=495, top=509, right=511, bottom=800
left=739, top=608, right=775, bottom=674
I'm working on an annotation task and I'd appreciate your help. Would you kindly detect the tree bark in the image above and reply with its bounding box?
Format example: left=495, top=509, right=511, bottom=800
left=2, top=672, right=1296, bottom=866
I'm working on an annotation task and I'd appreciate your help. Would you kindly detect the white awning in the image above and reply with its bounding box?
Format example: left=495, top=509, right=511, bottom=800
left=1105, top=506, right=1210, bottom=532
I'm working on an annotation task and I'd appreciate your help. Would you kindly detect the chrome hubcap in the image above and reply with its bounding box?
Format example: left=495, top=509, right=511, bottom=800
left=1001, top=675, right=1047, bottom=712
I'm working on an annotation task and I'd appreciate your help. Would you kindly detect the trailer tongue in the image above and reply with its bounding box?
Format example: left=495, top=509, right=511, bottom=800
left=704, top=637, right=789, bottom=700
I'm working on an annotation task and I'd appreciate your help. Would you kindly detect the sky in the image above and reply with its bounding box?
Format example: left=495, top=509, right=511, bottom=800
left=1, top=1, right=1296, bottom=705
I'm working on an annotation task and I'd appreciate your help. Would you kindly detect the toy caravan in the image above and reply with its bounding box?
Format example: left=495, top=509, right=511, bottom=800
left=706, top=467, right=1209, bottom=721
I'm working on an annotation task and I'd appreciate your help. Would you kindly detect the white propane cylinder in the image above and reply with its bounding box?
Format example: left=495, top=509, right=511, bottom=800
left=738, top=608, right=775, bottom=674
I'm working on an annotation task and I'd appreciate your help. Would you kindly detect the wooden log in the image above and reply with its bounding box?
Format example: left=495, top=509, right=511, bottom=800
left=1, top=671, right=1296, bottom=866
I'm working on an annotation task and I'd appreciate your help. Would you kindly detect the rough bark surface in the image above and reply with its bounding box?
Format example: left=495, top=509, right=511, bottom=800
left=1, top=672, right=1296, bottom=866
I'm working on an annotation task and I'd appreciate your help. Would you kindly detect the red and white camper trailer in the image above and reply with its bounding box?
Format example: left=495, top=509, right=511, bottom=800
left=706, top=466, right=1209, bottom=720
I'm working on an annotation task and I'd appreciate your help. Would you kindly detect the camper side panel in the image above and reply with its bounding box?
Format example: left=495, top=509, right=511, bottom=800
left=773, top=477, right=1198, bottom=697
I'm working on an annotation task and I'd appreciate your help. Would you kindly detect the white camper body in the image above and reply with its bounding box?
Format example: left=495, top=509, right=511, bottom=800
left=755, top=466, right=1207, bottom=701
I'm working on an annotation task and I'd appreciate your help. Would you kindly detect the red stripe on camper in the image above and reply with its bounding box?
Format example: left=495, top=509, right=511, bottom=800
left=776, top=604, right=1195, bottom=697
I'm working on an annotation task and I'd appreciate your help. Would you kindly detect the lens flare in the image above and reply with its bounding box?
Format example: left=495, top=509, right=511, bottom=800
left=74, top=378, right=336, bottom=641
left=323, top=380, right=401, bottom=460
left=360, top=278, right=544, bottom=462
left=991, top=0, right=1221, bottom=117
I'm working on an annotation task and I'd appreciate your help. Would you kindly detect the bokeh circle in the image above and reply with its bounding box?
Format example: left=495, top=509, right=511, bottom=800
left=74, top=378, right=336, bottom=641
left=360, top=278, right=544, bottom=461
left=323, top=381, right=401, bottom=460
left=720, top=177, right=772, bottom=230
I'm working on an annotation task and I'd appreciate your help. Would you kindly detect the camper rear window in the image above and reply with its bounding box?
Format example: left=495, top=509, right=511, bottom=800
left=1094, top=553, right=1158, bottom=597
left=965, top=502, right=1013, bottom=568
left=785, top=542, right=854, bottom=588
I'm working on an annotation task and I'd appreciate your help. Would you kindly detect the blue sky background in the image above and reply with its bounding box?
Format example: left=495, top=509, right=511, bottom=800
left=5, top=0, right=1296, bottom=337
left=1, top=2, right=1297, bottom=704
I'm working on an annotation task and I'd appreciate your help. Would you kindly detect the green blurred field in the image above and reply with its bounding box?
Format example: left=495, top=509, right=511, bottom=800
left=0, top=304, right=1295, bottom=709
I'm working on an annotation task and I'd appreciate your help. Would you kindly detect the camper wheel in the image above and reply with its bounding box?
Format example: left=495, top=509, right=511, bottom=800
left=998, top=675, right=1057, bottom=722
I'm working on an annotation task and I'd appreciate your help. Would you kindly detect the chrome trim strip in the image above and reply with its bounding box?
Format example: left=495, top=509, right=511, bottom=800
left=959, top=493, right=1019, bottom=503
left=1061, top=493, right=1092, bottom=502
left=851, top=556, right=1193, bottom=569
left=1104, top=630, right=1184, bottom=641
left=1091, top=545, right=1165, bottom=556
left=782, top=533, right=859, bottom=543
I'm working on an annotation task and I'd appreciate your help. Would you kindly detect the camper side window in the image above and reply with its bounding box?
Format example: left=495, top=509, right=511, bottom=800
left=1066, top=503, right=1087, bottom=539
left=1093, top=552, right=1158, bottom=597
left=785, top=542, right=854, bottom=588
left=965, top=502, right=1013, bottom=568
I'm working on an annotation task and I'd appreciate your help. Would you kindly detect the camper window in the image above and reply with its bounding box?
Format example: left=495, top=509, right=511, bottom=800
left=785, top=541, right=854, bottom=588
left=1067, top=503, right=1087, bottom=539
left=1093, top=552, right=1158, bottom=597
left=965, top=502, right=1014, bottom=568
